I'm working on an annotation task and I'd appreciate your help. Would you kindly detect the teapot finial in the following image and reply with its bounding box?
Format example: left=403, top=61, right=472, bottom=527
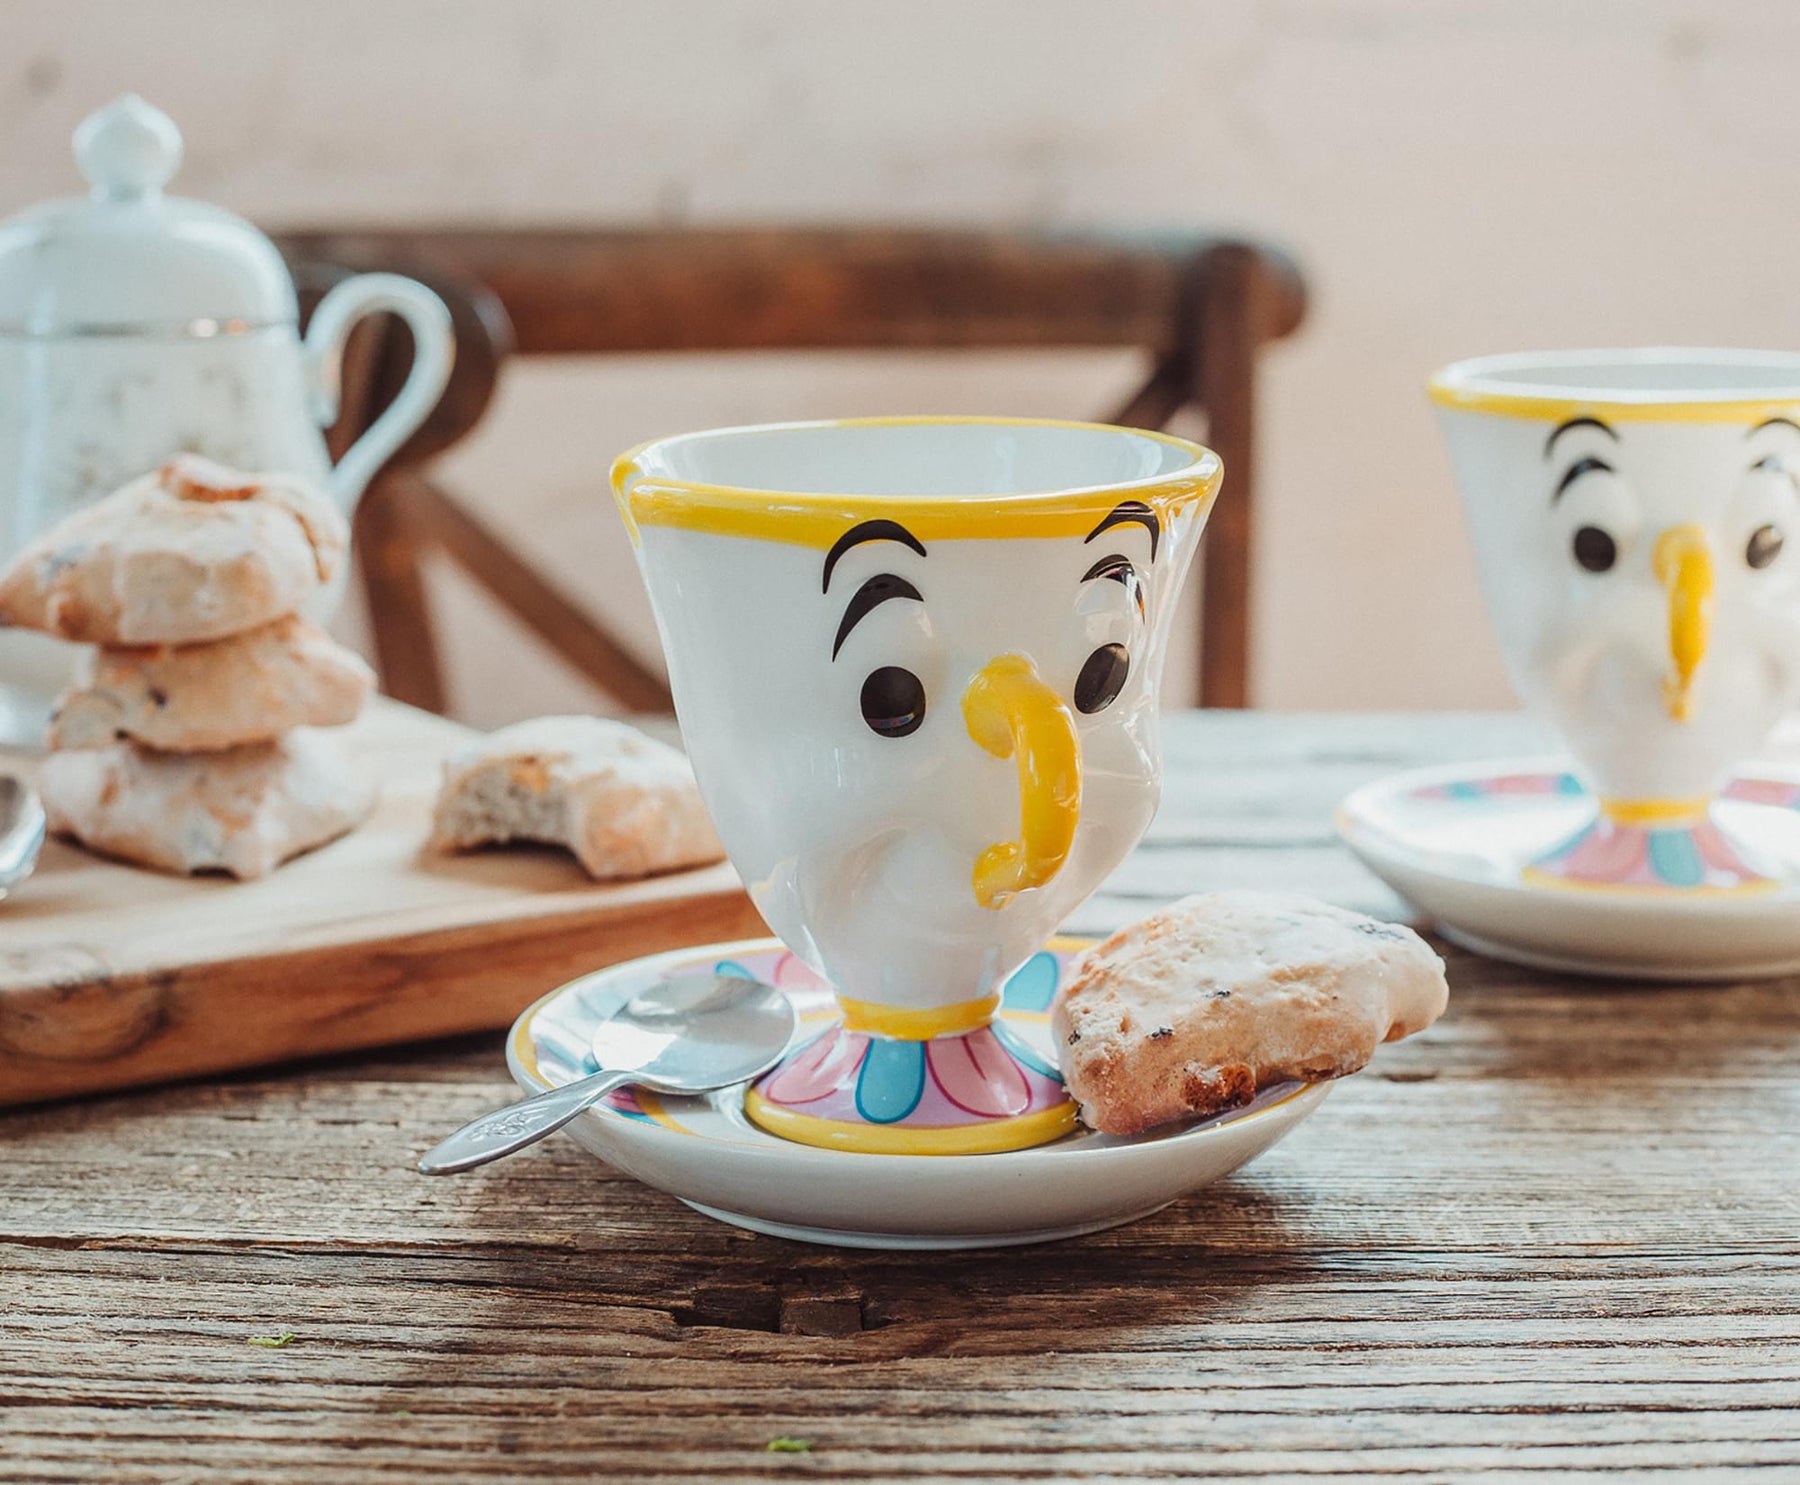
left=73, top=95, right=182, bottom=202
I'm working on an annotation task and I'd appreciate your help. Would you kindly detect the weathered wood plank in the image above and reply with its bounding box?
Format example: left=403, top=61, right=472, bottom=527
left=5, top=712, right=1800, bottom=1480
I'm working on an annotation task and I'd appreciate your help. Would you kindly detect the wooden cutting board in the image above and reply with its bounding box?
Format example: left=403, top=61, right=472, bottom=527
left=0, top=699, right=764, bottom=1109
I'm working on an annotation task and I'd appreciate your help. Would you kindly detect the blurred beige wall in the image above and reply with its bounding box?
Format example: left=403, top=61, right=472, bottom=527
left=6, top=0, right=1799, bottom=721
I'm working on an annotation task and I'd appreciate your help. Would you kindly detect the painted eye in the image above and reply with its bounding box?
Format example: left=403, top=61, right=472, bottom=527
left=1747, top=524, right=1785, bottom=570
left=1074, top=644, right=1129, bottom=714
left=860, top=666, right=925, bottom=738
left=1572, top=525, right=1617, bottom=573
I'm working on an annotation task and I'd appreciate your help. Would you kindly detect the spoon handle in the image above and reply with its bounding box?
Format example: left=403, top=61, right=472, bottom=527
left=417, top=1069, right=633, bottom=1175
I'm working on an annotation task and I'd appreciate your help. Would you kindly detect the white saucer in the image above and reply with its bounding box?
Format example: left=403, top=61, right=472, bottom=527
left=1338, top=758, right=1800, bottom=981
left=506, top=937, right=1328, bottom=1249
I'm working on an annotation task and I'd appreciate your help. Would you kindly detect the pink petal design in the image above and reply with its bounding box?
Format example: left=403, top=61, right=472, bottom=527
left=773, top=952, right=830, bottom=992
left=1556, top=820, right=1650, bottom=885
left=763, top=1027, right=867, bottom=1105
left=1491, top=773, right=1561, bottom=795
left=1691, top=819, right=1761, bottom=883
left=1724, top=778, right=1800, bottom=809
left=927, top=1027, right=1031, bottom=1118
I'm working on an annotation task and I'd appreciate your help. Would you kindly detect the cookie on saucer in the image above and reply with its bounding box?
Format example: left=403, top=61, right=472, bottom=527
left=38, top=727, right=376, bottom=881
left=47, top=614, right=375, bottom=753
left=1053, top=890, right=1448, bottom=1136
left=0, top=454, right=346, bottom=645
left=430, top=715, right=725, bottom=881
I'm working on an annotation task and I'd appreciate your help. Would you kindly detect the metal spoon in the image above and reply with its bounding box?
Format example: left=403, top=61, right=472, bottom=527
left=418, top=972, right=796, bottom=1175
left=0, top=775, right=45, bottom=902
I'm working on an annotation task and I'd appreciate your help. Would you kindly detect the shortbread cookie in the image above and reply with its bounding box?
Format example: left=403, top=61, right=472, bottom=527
left=1053, top=891, right=1448, bottom=1136
left=0, top=455, right=346, bottom=644
left=431, top=715, right=724, bottom=880
left=47, top=615, right=375, bottom=753
left=38, top=728, right=376, bottom=880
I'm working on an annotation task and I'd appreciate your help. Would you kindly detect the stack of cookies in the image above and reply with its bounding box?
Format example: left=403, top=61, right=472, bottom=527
left=0, top=455, right=378, bottom=880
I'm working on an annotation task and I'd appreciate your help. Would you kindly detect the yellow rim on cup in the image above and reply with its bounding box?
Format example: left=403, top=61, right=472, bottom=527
left=610, top=414, right=1222, bottom=547
left=1430, top=346, right=1800, bottom=424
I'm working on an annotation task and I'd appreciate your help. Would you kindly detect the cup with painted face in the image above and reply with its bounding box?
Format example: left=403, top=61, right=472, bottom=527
left=1432, top=349, right=1800, bottom=890
left=611, top=417, right=1219, bottom=1153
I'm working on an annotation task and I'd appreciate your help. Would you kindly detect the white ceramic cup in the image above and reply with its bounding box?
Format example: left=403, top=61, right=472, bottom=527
left=1433, top=349, right=1800, bottom=812
left=612, top=417, right=1219, bottom=1021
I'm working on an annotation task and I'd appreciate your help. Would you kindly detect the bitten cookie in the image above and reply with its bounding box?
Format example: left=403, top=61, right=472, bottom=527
left=1053, top=891, right=1449, bottom=1136
left=430, top=715, right=725, bottom=881
left=38, top=728, right=377, bottom=881
left=0, top=454, right=346, bottom=644
left=47, top=615, right=375, bottom=753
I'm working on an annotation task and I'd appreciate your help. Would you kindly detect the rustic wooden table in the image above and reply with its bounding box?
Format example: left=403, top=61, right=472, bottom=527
left=6, top=713, right=1798, bottom=1482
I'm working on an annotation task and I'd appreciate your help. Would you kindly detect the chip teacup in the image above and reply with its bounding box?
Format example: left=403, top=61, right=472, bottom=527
left=611, top=417, right=1220, bottom=1152
left=1433, top=349, right=1800, bottom=891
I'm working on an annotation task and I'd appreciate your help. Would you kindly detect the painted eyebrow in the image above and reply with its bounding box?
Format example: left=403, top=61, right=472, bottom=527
left=1084, top=501, right=1159, bottom=559
left=1544, top=417, right=1619, bottom=458
left=822, top=519, right=926, bottom=593
left=1554, top=455, right=1615, bottom=501
left=1749, top=417, right=1800, bottom=438
left=832, top=573, right=923, bottom=660
left=1082, top=552, right=1145, bottom=614
left=1082, top=553, right=1136, bottom=584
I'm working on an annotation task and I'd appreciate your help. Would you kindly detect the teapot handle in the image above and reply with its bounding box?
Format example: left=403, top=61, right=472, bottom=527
left=303, top=273, right=455, bottom=515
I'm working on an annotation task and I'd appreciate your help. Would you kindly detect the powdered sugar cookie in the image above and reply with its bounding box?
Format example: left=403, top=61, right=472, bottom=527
left=48, top=615, right=374, bottom=752
left=0, top=455, right=345, bottom=644
left=431, top=715, right=724, bottom=881
left=1053, top=891, right=1448, bottom=1136
left=39, top=727, right=376, bottom=880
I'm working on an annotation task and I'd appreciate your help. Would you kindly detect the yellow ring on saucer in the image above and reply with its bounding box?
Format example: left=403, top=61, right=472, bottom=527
left=1519, top=864, right=1779, bottom=897
left=743, top=1085, right=1077, bottom=1155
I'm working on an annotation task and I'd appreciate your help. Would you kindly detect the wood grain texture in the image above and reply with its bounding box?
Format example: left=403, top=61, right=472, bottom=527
left=276, top=228, right=1306, bottom=358
left=0, top=700, right=760, bottom=1109
left=4, top=711, right=1797, bottom=1482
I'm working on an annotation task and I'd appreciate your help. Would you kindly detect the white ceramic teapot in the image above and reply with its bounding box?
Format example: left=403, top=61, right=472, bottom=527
left=0, top=95, right=454, bottom=734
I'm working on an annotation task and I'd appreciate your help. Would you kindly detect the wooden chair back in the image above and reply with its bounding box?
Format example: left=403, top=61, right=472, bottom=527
left=281, top=228, right=1305, bottom=710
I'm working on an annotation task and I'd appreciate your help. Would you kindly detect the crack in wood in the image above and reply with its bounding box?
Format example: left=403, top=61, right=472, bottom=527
left=668, top=1284, right=884, bottom=1337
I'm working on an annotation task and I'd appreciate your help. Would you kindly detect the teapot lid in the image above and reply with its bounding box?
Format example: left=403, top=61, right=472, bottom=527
left=0, top=95, right=298, bottom=336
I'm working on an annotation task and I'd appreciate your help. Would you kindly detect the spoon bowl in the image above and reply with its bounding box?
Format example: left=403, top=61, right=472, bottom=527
left=418, top=972, right=796, bottom=1175
left=0, top=774, right=45, bottom=902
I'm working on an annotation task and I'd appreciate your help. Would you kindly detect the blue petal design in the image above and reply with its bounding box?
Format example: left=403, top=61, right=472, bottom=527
left=713, top=960, right=755, bottom=979
left=854, top=1038, right=926, bottom=1123
left=1002, top=951, right=1060, bottom=1013
left=993, top=1020, right=1062, bottom=1082
left=1448, top=780, right=1485, bottom=800
left=1555, top=773, right=1586, bottom=795
left=1648, top=827, right=1705, bottom=888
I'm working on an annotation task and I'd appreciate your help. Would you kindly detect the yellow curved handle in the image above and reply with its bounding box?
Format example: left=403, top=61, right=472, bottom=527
left=962, top=654, right=1081, bottom=910
left=607, top=452, right=645, bottom=544
left=1652, top=523, right=1713, bottom=723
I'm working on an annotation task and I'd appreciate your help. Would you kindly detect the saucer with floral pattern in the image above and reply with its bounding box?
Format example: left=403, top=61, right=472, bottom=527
left=1338, top=758, right=1800, bottom=980
left=506, top=937, right=1327, bottom=1249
